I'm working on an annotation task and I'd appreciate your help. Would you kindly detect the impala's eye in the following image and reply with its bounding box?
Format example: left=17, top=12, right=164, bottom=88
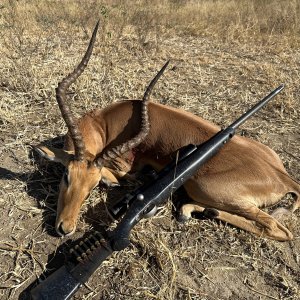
left=63, top=169, right=69, bottom=186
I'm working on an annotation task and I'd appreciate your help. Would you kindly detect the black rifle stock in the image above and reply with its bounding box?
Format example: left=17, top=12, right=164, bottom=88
left=30, top=85, right=284, bottom=300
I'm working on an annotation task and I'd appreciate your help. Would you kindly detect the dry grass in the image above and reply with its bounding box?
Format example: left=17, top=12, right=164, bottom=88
left=0, top=0, right=299, bottom=299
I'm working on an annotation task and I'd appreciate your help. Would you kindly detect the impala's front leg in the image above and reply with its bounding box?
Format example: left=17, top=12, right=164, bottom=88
left=101, top=156, right=138, bottom=186
left=177, top=202, right=219, bottom=222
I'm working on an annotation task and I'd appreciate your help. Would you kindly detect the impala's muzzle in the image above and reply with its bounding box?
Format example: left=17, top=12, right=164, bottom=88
left=55, top=198, right=80, bottom=237
left=55, top=218, right=77, bottom=237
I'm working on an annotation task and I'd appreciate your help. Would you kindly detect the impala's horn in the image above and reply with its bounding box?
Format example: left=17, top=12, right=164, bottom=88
left=56, top=21, right=100, bottom=161
left=96, top=61, right=169, bottom=167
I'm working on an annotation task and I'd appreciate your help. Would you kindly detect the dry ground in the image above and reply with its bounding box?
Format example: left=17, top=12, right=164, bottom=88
left=0, top=1, right=299, bottom=299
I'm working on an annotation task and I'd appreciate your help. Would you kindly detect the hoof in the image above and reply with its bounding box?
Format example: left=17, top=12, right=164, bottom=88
left=176, top=212, right=190, bottom=223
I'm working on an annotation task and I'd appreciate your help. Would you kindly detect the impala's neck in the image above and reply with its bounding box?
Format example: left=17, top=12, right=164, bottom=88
left=95, top=101, right=143, bottom=150
left=64, top=113, right=106, bottom=157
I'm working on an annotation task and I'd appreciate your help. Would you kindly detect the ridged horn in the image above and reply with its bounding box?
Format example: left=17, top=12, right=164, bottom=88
left=56, top=21, right=100, bottom=161
left=96, top=61, right=169, bottom=167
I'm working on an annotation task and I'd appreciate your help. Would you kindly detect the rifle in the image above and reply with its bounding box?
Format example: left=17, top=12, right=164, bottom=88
left=30, top=85, right=284, bottom=299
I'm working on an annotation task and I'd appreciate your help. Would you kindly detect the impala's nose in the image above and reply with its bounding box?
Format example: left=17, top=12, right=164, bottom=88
left=56, top=221, right=76, bottom=237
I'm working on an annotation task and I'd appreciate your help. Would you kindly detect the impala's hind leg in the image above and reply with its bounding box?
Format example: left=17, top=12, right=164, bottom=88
left=179, top=202, right=293, bottom=241
left=234, top=206, right=293, bottom=241
left=178, top=203, right=205, bottom=222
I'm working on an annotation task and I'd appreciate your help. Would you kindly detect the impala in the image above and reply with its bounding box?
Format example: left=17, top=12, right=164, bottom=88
left=36, top=22, right=299, bottom=241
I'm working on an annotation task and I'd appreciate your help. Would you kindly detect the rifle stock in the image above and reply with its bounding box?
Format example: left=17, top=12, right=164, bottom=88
left=30, top=265, right=81, bottom=300
left=30, top=85, right=284, bottom=299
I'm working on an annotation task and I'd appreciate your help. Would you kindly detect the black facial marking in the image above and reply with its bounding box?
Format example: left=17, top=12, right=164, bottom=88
left=63, top=169, right=69, bottom=186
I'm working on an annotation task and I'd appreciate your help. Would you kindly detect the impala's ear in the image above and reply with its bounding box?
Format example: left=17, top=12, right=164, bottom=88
left=35, top=145, right=74, bottom=166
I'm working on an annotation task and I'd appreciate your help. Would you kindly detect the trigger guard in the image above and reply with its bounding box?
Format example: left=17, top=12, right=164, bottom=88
left=143, top=205, right=158, bottom=218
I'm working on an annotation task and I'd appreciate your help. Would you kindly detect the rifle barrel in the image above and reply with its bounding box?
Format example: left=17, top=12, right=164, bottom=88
left=229, top=84, right=284, bottom=130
